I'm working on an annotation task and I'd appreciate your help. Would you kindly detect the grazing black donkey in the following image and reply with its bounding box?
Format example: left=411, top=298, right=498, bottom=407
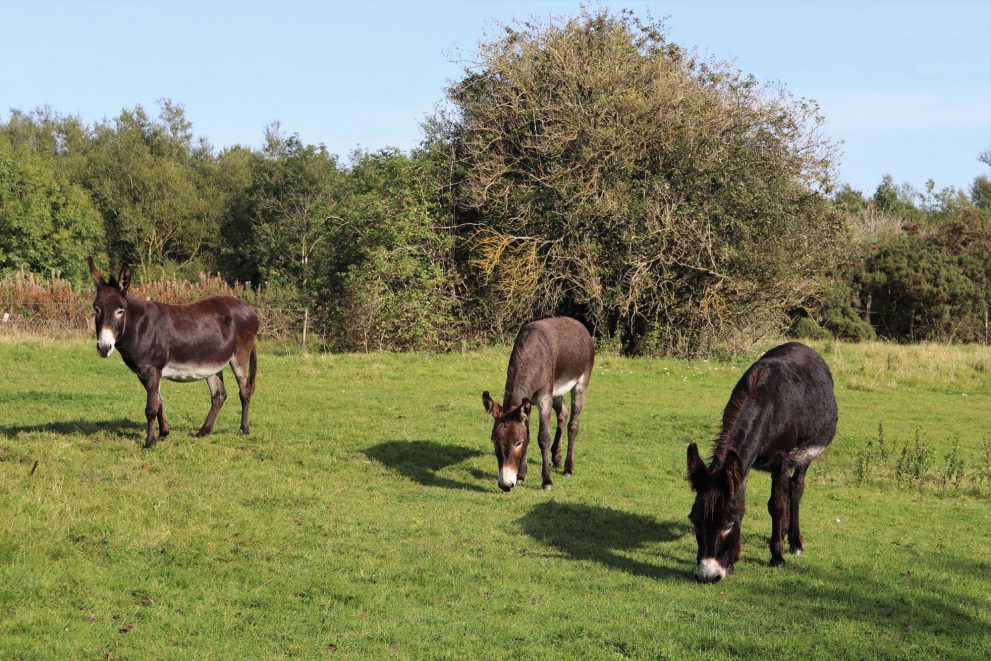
left=87, top=257, right=259, bottom=448
left=687, top=342, right=837, bottom=583
left=482, top=317, right=594, bottom=492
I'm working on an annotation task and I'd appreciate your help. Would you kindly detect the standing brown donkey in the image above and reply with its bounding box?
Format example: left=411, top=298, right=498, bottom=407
left=88, top=257, right=259, bottom=448
left=482, top=317, right=594, bottom=491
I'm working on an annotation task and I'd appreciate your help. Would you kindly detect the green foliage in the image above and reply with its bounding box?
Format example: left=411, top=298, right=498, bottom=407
left=971, top=175, right=991, bottom=209
left=860, top=216, right=991, bottom=342
left=0, top=134, right=104, bottom=280
left=79, top=101, right=219, bottom=268
left=790, top=316, right=832, bottom=341
left=821, top=172, right=991, bottom=344
left=227, top=135, right=342, bottom=289
left=319, top=149, right=464, bottom=351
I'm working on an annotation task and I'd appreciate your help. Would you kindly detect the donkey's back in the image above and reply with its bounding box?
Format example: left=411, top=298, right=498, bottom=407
left=733, top=341, right=837, bottom=471
left=506, top=317, right=594, bottom=398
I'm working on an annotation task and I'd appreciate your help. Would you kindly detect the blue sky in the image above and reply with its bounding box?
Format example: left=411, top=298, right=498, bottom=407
left=2, top=1, right=988, bottom=195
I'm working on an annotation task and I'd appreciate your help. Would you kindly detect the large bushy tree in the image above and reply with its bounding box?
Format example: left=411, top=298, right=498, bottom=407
left=80, top=101, right=219, bottom=269
left=0, top=134, right=104, bottom=280
left=442, top=9, right=845, bottom=354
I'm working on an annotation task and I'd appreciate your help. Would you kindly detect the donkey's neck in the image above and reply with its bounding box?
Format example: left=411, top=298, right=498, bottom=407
left=502, top=362, right=543, bottom=410
left=115, top=296, right=152, bottom=356
left=712, top=404, right=767, bottom=475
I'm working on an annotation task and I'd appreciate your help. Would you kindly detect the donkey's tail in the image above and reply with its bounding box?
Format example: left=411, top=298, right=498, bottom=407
left=248, top=345, right=258, bottom=393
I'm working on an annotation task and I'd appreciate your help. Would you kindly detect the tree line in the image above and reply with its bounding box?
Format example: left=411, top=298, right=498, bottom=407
left=1, top=9, right=989, bottom=354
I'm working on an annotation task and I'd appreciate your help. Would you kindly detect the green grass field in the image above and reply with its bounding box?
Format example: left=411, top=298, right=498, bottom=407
left=1, top=336, right=989, bottom=658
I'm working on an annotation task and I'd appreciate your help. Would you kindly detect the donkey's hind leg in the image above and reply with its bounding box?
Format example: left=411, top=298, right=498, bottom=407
left=564, top=377, right=588, bottom=476
left=196, top=372, right=227, bottom=437
left=551, top=396, right=566, bottom=468
left=230, top=344, right=256, bottom=434
left=788, top=464, right=808, bottom=556
left=156, top=385, right=170, bottom=440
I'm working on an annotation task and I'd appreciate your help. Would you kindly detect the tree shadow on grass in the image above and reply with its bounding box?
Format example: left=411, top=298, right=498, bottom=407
left=365, top=440, right=488, bottom=492
left=0, top=418, right=143, bottom=439
left=519, top=501, right=691, bottom=580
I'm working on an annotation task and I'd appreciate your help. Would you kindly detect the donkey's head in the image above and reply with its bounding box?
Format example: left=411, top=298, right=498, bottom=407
left=87, top=256, right=133, bottom=358
left=687, top=443, right=744, bottom=583
left=482, top=391, right=531, bottom=492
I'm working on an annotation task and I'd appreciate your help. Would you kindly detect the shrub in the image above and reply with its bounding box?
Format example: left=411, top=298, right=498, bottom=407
left=442, top=8, right=844, bottom=356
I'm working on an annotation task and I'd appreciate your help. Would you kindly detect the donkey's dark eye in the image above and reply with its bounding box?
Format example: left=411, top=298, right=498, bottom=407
left=514, top=440, right=524, bottom=448
left=720, top=524, right=734, bottom=537
left=115, top=308, right=125, bottom=317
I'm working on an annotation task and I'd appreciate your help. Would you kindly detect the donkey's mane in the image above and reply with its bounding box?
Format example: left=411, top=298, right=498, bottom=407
left=712, top=366, right=765, bottom=464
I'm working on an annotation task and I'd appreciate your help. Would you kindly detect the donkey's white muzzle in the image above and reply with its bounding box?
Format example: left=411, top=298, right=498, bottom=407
left=695, top=558, right=726, bottom=583
left=97, top=327, right=116, bottom=357
left=498, top=466, right=518, bottom=491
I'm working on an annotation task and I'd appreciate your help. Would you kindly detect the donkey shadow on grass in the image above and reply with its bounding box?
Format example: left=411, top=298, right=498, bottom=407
left=0, top=418, right=144, bottom=439
left=519, top=501, right=691, bottom=580
left=365, top=440, right=488, bottom=493
left=695, top=563, right=991, bottom=656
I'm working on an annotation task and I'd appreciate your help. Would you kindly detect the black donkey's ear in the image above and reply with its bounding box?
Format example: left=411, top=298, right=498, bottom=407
left=87, top=256, right=105, bottom=289
left=117, top=263, right=133, bottom=294
left=687, top=443, right=708, bottom=491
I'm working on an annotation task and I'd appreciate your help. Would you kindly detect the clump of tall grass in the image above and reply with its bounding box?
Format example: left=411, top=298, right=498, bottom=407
left=826, top=340, right=991, bottom=392
left=853, top=421, right=976, bottom=492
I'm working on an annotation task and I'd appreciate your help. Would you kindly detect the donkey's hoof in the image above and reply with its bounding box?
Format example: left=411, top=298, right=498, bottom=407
left=240, top=427, right=250, bottom=435
left=564, top=471, right=573, bottom=477
left=542, top=483, right=553, bottom=491
left=769, top=556, right=785, bottom=568
left=195, top=428, right=211, bottom=438
left=159, top=429, right=169, bottom=439
left=791, top=548, right=804, bottom=557
left=143, top=438, right=157, bottom=449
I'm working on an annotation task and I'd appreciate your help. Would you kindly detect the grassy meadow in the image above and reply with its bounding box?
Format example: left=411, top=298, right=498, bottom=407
left=1, top=335, right=989, bottom=658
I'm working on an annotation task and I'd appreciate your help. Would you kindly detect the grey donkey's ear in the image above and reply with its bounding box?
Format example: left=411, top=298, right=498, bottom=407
left=87, top=256, right=105, bottom=290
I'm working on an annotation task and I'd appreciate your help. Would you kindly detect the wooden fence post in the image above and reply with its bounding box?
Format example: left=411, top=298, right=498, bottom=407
left=302, top=308, right=309, bottom=352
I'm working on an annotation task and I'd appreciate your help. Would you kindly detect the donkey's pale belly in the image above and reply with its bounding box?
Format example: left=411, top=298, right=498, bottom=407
left=162, top=361, right=227, bottom=382
left=552, top=377, right=580, bottom=397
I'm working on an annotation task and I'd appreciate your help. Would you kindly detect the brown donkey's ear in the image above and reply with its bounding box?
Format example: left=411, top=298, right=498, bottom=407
left=722, top=448, right=744, bottom=498
left=482, top=391, right=502, bottom=418
left=687, top=443, right=708, bottom=491
left=117, top=263, right=133, bottom=294
left=87, top=256, right=105, bottom=289
left=512, top=398, right=531, bottom=422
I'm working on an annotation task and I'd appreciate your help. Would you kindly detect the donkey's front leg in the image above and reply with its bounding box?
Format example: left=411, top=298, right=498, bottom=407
left=536, top=396, right=554, bottom=490
left=518, top=418, right=530, bottom=484
left=142, top=369, right=164, bottom=449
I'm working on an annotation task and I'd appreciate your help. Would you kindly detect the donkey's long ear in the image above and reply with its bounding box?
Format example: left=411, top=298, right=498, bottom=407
left=722, top=448, right=744, bottom=498
left=117, top=263, right=133, bottom=294
left=87, top=256, right=105, bottom=289
left=482, top=391, right=502, bottom=418
left=513, top=398, right=531, bottom=422
left=687, top=443, right=708, bottom=491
